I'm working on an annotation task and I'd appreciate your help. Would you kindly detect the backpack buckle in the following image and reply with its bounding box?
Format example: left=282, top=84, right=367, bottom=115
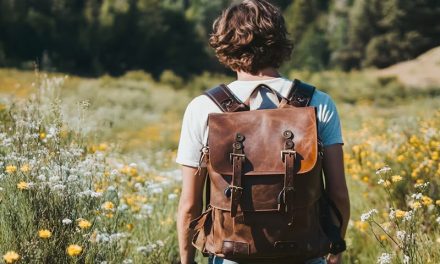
left=201, top=146, right=209, bottom=154
left=281, top=150, right=296, bottom=162
left=229, top=153, right=245, bottom=164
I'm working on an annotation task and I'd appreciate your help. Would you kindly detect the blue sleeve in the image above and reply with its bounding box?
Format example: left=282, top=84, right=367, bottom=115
left=313, top=93, right=344, bottom=147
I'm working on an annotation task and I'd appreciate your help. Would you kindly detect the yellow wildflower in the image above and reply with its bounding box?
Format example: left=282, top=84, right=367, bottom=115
left=421, top=196, right=433, bottom=206
left=160, top=217, right=173, bottom=226
left=431, top=151, right=439, bottom=161
left=39, top=132, right=46, bottom=139
left=98, top=143, right=108, bottom=151
left=416, top=179, right=424, bottom=184
left=102, top=201, right=115, bottom=211
left=3, top=251, right=20, bottom=263
left=352, top=145, right=360, bottom=153
left=105, top=213, right=114, bottom=218
left=126, top=223, right=134, bottom=231
left=396, top=155, right=405, bottom=162
left=391, top=175, right=403, bottom=182
left=134, top=175, right=145, bottom=182
left=66, top=244, right=82, bottom=256
left=395, top=210, right=407, bottom=218
left=411, top=170, right=418, bottom=178
left=411, top=201, right=421, bottom=209
left=20, top=164, right=30, bottom=173
left=354, top=221, right=368, bottom=232
left=38, top=229, right=52, bottom=239
left=362, top=176, right=369, bottom=183
left=360, top=151, right=367, bottom=158
left=77, top=219, right=92, bottom=229
left=380, top=235, right=387, bottom=241
left=5, top=165, right=17, bottom=174
left=436, top=200, right=440, bottom=206
left=89, top=145, right=97, bottom=153
left=120, top=165, right=137, bottom=176
left=17, top=181, right=29, bottom=190
left=383, top=180, right=391, bottom=187
left=409, top=135, right=419, bottom=145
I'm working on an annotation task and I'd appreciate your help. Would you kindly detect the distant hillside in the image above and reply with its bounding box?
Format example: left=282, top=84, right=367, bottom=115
left=377, top=46, right=440, bottom=88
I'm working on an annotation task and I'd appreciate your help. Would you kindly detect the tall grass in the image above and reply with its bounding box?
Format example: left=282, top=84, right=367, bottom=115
left=0, top=74, right=181, bottom=263
left=343, top=112, right=440, bottom=263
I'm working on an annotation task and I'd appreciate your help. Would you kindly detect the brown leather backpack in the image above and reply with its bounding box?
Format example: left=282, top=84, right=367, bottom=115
left=190, top=80, right=346, bottom=263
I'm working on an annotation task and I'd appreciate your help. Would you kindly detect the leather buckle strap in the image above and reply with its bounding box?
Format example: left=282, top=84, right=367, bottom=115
left=286, top=79, right=315, bottom=107
left=204, top=85, right=249, bottom=112
left=230, top=154, right=244, bottom=217
left=278, top=130, right=296, bottom=226
left=229, top=153, right=245, bottom=164
left=230, top=133, right=245, bottom=217
left=282, top=151, right=296, bottom=227
left=280, top=150, right=296, bottom=162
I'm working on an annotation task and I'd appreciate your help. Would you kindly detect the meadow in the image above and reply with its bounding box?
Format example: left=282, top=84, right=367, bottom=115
left=0, top=67, right=439, bottom=264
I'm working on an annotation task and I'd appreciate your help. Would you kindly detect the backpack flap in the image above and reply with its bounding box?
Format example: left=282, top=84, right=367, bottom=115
left=208, top=106, right=318, bottom=176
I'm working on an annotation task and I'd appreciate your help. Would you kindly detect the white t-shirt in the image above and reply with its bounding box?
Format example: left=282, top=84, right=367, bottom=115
left=176, top=77, right=343, bottom=167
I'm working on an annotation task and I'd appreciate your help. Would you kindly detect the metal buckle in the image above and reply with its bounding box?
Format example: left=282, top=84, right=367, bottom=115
left=229, top=185, right=243, bottom=198
left=281, top=150, right=296, bottom=162
left=229, top=185, right=243, bottom=191
left=221, top=98, right=233, bottom=110
left=229, top=153, right=245, bottom=163
left=200, top=146, right=209, bottom=154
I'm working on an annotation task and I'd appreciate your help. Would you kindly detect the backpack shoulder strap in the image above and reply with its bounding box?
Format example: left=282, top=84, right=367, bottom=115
left=286, top=79, right=316, bottom=107
left=204, top=84, right=249, bottom=112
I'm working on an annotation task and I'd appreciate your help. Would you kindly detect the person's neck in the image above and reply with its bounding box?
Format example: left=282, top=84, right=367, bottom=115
left=236, top=68, right=281, bottom=81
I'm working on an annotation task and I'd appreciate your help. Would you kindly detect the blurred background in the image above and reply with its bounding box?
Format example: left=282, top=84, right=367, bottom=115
left=0, top=1, right=439, bottom=263
left=1, top=0, right=440, bottom=76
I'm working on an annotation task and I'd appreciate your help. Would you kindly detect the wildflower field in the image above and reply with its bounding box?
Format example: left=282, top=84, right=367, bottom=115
left=0, top=68, right=439, bottom=263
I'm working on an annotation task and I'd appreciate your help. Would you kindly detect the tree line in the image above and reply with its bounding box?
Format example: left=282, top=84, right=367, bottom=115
left=0, top=0, right=439, bottom=77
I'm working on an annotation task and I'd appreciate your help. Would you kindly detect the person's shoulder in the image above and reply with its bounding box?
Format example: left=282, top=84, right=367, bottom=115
left=184, top=93, right=221, bottom=115
left=188, top=94, right=214, bottom=108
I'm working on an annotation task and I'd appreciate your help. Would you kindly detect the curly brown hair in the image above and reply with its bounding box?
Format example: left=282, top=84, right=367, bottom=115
left=209, top=0, right=293, bottom=74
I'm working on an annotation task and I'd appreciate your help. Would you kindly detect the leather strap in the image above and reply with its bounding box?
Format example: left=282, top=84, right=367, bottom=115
left=198, top=146, right=210, bottom=210
left=283, top=151, right=295, bottom=227
left=204, top=84, right=249, bottom=112
left=229, top=133, right=245, bottom=217
left=278, top=130, right=296, bottom=227
left=286, top=79, right=315, bottom=107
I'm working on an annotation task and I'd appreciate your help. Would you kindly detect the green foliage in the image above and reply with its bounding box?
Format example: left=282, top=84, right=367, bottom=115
left=343, top=0, right=440, bottom=69
left=283, top=0, right=440, bottom=71
left=0, top=0, right=210, bottom=77
left=291, top=24, right=329, bottom=71
left=1, top=0, right=440, bottom=77
left=285, top=0, right=317, bottom=44
left=288, top=69, right=440, bottom=106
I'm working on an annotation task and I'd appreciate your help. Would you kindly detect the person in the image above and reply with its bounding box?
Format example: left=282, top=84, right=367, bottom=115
left=176, top=1, right=350, bottom=263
